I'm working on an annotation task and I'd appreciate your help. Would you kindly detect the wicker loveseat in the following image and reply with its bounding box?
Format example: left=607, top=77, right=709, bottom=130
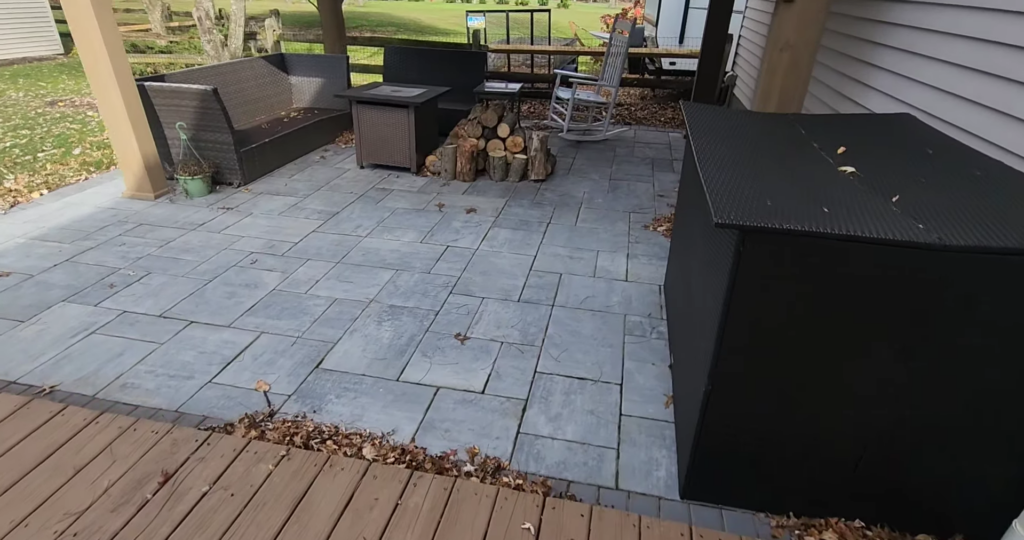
left=137, top=53, right=352, bottom=187
left=382, top=46, right=486, bottom=135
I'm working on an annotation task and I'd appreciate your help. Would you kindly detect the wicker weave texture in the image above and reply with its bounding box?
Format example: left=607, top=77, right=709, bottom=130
left=159, top=55, right=292, bottom=127
left=285, top=53, right=352, bottom=111
left=355, top=104, right=411, bottom=169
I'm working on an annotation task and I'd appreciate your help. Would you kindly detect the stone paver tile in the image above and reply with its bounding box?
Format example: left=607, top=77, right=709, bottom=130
left=380, top=208, right=445, bottom=231
left=97, top=312, right=189, bottom=343
left=423, top=213, right=495, bottom=249
left=281, top=369, right=435, bottom=441
left=222, top=213, right=322, bottom=242
left=479, top=227, right=543, bottom=256
left=307, top=262, right=394, bottom=301
left=549, top=204, right=580, bottom=226
left=690, top=504, right=725, bottom=530
left=179, top=383, right=287, bottom=418
left=468, top=299, right=551, bottom=346
left=377, top=190, right=435, bottom=209
left=100, top=273, right=207, bottom=315
left=538, top=307, right=624, bottom=383
left=375, top=271, right=456, bottom=310
left=73, top=222, right=156, bottom=249
left=232, top=290, right=335, bottom=336
left=0, top=262, right=116, bottom=321
left=535, top=188, right=585, bottom=209
left=0, top=239, right=87, bottom=274
left=367, top=226, right=427, bottom=242
left=342, top=237, right=445, bottom=273
left=98, top=323, right=258, bottom=409
left=723, top=509, right=759, bottom=537
left=622, top=361, right=673, bottom=422
left=55, top=208, right=135, bottom=232
left=629, top=493, right=660, bottom=517
left=511, top=434, right=616, bottom=488
left=186, top=249, right=249, bottom=280
left=600, top=489, right=629, bottom=510
left=509, top=181, right=540, bottom=201
left=520, top=271, right=560, bottom=305
left=660, top=500, right=691, bottom=523
left=71, top=236, right=164, bottom=267
left=500, top=200, right=554, bottom=223
left=627, top=253, right=667, bottom=284
left=234, top=194, right=302, bottom=215
left=567, top=483, right=600, bottom=504
left=320, top=170, right=388, bottom=194
left=453, top=250, right=533, bottom=301
left=485, top=343, right=540, bottom=400
left=303, top=299, right=367, bottom=342
left=126, top=204, right=223, bottom=229
left=281, top=191, right=359, bottom=220
left=196, top=210, right=250, bottom=233
left=418, top=177, right=470, bottom=195
left=128, top=255, right=203, bottom=277
left=430, top=246, right=475, bottom=277
left=464, top=180, right=515, bottom=199
left=230, top=237, right=295, bottom=255
left=317, top=202, right=393, bottom=236
left=429, top=294, right=481, bottom=335
left=18, top=334, right=158, bottom=395
left=399, top=331, right=501, bottom=391
left=149, top=230, right=237, bottom=262
left=630, top=236, right=669, bottom=258
left=236, top=253, right=305, bottom=274
left=214, top=334, right=332, bottom=394
left=0, top=303, right=120, bottom=381
left=376, top=173, right=430, bottom=192
left=596, top=251, right=627, bottom=280
left=624, top=316, right=668, bottom=340
left=277, top=259, right=335, bottom=293
left=555, top=275, right=660, bottom=318
left=533, top=244, right=597, bottom=277
left=285, top=232, right=362, bottom=262
left=321, top=302, right=435, bottom=379
left=291, top=164, right=347, bottom=183
left=543, top=224, right=628, bottom=253
left=429, top=194, right=506, bottom=217
left=619, top=416, right=679, bottom=498
left=521, top=373, right=621, bottom=448
left=491, top=217, right=548, bottom=233
left=415, top=389, right=524, bottom=460
left=0, top=319, right=20, bottom=336
left=165, top=267, right=287, bottom=325
left=122, top=225, right=189, bottom=242
left=625, top=335, right=670, bottom=366
left=583, top=181, right=655, bottom=213
left=577, top=208, right=630, bottom=231
left=0, top=272, right=31, bottom=294
left=28, top=228, right=90, bottom=244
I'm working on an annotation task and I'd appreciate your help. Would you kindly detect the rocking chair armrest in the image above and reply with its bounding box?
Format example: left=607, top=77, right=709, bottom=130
left=555, top=69, right=598, bottom=80
left=569, top=77, right=609, bottom=87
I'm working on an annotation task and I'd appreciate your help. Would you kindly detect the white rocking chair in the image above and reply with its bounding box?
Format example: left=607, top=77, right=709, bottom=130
left=546, top=16, right=635, bottom=142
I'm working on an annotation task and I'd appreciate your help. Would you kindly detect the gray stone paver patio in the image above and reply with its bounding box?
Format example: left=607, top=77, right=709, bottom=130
left=0, top=128, right=683, bottom=498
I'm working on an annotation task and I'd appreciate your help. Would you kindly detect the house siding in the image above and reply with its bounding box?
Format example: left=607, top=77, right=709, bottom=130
left=0, top=0, right=63, bottom=61
left=803, top=0, right=1024, bottom=172
left=731, top=0, right=774, bottom=109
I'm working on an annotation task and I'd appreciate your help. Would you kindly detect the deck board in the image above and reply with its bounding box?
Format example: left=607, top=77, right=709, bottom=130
left=540, top=498, right=592, bottom=540
left=277, top=456, right=369, bottom=540
left=382, top=472, right=454, bottom=540
left=0, top=392, right=31, bottom=422
left=0, top=405, right=101, bottom=496
left=486, top=488, right=544, bottom=540
left=591, top=506, right=641, bottom=540
left=0, top=399, right=66, bottom=457
left=329, top=463, right=412, bottom=540
left=435, top=479, right=500, bottom=540
left=640, top=515, right=691, bottom=540
left=222, top=450, right=329, bottom=540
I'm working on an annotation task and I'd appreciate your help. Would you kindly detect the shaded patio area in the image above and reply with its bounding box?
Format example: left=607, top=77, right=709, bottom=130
left=0, top=127, right=682, bottom=499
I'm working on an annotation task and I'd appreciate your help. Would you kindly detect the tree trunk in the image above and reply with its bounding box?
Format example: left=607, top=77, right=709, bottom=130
left=527, top=131, right=551, bottom=181
left=456, top=138, right=477, bottom=182
left=319, top=0, right=348, bottom=55
left=479, top=102, right=506, bottom=128
left=507, top=154, right=528, bottom=182
left=193, top=0, right=229, bottom=63
left=141, top=0, right=169, bottom=34
left=487, top=151, right=508, bottom=182
left=440, top=145, right=457, bottom=181
left=496, top=112, right=519, bottom=139
left=226, top=0, right=246, bottom=59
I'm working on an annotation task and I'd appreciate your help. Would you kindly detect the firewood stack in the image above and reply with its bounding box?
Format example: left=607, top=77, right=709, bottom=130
left=425, top=102, right=556, bottom=183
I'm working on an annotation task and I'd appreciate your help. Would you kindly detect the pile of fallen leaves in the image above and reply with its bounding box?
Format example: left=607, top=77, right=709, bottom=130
left=770, top=515, right=956, bottom=540
left=645, top=212, right=674, bottom=238
left=520, top=88, right=685, bottom=130
left=202, top=410, right=553, bottom=496
left=335, top=130, right=356, bottom=148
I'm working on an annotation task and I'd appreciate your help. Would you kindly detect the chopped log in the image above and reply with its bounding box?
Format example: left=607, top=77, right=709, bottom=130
left=482, top=126, right=498, bottom=141
left=476, top=151, right=486, bottom=172
left=476, top=137, right=486, bottom=151
left=468, top=103, right=485, bottom=120
left=440, top=145, right=457, bottom=181
left=444, top=120, right=469, bottom=147
left=425, top=154, right=440, bottom=174
left=456, top=138, right=477, bottom=182
left=464, top=120, right=483, bottom=139
left=479, top=102, right=507, bottom=128
left=507, top=154, right=528, bottom=183
left=496, top=112, right=519, bottom=139
left=506, top=128, right=526, bottom=153
left=487, top=151, right=508, bottom=182
left=506, top=150, right=514, bottom=164
left=527, top=131, right=551, bottom=181
left=546, top=149, right=557, bottom=176
left=485, top=138, right=505, bottom=154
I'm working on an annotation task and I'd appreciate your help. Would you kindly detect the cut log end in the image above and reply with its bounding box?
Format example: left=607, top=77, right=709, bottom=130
left=485, top=138, right=505, bottom=154
left=527, top=131, right=551, bottom=181
left=487, top=151, right=509, bottom=182
left=440, top=144, right=457, bottom=181
left=507, top=154, right=528, bottom=183
left=456, top=138, right=477, bottom=182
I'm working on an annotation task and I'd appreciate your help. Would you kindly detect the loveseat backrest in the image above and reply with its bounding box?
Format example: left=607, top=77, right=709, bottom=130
left=383, top=46, right=486, bottom=104
left=149, top=55, right=293, bottom=127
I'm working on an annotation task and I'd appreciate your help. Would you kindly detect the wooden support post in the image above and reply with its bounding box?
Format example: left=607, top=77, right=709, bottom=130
left=752, top=0, right=832, bottom=113
left=692, top=0, right=735, bottom=104
left=263, top=9, right=282, bottom=53
left=62, top=0, right=169, bottom=200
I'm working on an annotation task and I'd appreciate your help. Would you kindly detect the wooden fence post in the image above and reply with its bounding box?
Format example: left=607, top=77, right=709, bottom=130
left=263, top=9, right=282, bottom=53
left=471, top=29, right=481, bottom=50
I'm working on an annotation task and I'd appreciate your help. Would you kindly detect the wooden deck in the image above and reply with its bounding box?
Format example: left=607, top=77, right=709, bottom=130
left=0, top=393, right=741, bottom=540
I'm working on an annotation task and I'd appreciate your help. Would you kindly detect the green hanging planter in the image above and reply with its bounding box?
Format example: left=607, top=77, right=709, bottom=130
left=175, top=173, right=213, bottom=199
left=172, top=121, right=216, bottom=199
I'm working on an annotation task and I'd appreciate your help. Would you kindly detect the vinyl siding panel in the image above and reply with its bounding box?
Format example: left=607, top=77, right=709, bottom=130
left=804, top=0, right=1024, bottom=172
left=0, top=0, right=63, bottom=61
left=732, top=0, right=774, bottom=109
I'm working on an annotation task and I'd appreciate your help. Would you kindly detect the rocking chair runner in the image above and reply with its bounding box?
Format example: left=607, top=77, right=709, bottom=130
left=546, top=17, right=635, bottom=141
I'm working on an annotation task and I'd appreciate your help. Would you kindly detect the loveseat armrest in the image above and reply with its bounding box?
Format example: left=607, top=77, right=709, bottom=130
left=136, top=82, right=245, bottom=187
left=284, top=53, right=351, bottom=110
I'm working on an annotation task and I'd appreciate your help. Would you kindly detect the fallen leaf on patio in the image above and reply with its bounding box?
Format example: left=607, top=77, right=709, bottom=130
left=242, top=188, right=251, bottom=193
left=435, top=201, right=446, bottom=211
left=249, top=258, right=258, bottom=265
left=664, top=394, right=674, bottom=409
left=454, top=332, right=470, bottom=345
left=279, top=449, right=288, bottom=456
left=465, top=207, right=478, bottom=214
left=521, top=522, right=536, bottom=536
left=201, top=485, right=211, bottom=493
left=269, top=464, right=276, bottom=471
left=462, top=463, right=477, bottom=474
left=466, top=445, right=480, bottom=464
left=362, top=446, right=378, bottom=460
left=892, top=195, right=900, bottom=203
left=33, top=383, right=60, bottom=396
left=837, top=166, right=858, bottom=175
left=156, top=469, right=174, bottom=488
left=107, top=283, right=117, bottom=289
left=837, top=146, right=847, bottom=155
left=255, top=379, right=272, bottom=393
left=126, top=271, right=137, bottom=276
left=823, top=207, right=830, bottom=213
left=0, top=271, right=11, bottom=278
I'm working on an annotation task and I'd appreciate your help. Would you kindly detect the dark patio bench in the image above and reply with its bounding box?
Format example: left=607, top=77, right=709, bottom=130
left=383, top=46, right=486, bottom=135
left=136, top=53, right=353, bottom=187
